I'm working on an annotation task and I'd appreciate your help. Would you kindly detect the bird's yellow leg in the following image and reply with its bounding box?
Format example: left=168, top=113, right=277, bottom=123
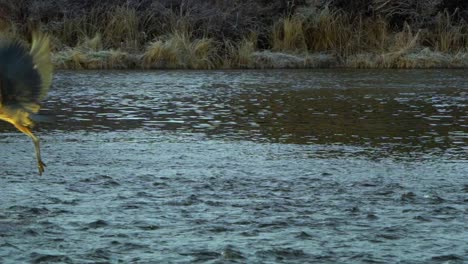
left=13, top=124, right=46, bottom=176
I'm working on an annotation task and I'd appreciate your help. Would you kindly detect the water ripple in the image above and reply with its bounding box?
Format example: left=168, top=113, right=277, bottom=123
left=0, top=70, right=467, bottom=263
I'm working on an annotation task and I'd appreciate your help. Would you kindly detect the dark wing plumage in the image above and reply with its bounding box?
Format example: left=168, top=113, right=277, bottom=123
left=0, top=33, right=52, bottom=113
left=0, top=39, right=42, bottom=108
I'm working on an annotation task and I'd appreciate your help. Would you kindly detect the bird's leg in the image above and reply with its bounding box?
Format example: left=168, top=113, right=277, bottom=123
left=13, top=124, right=46, bottom=176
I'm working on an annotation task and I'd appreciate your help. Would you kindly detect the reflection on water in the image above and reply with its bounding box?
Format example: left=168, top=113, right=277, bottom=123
left=6, top=69, right=463, bottom=158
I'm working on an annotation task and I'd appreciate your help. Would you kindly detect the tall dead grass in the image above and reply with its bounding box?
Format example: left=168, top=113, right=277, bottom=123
left=143, top=27, right=219, bottom=69
left=274, top=7, right=391, bottom=57
left=272, top=17, right=307, bottom=53
left=426, top=10, right=468, bottom=53
left=274, top=5, right=468, bottom=68
left=303, top=7, right=354, bottom=55
left=2, top=2, right=468, bottom=69
left=50, top=5, right=155, bottom=51
left=223, top=34, right=257, bottom=68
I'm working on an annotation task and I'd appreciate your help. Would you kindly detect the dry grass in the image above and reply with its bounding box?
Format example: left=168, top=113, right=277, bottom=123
left=345, top=23, right=422, bottom=68
left=452, top=51, right=468, bottom=67
left=272, top=16, right=307, bottom=53
left=143, top=28, right=218, bottom=69
left=143, top=40, right=177, bottom=68
left=252, top=51, right=336, bottom=68
left=223, top=34, right=257, bottom=68
left=396, top=48, right=452, bottom=68
left=79, top=33, right=102, bottom=51
left=2, top=2, right=468, bottom=69
left=49, top=5, right=149, bottom=51
left=357, top=16, right=390, bottom=53
left=50, top=8, right=102, bottom=50
left=99, top=6, right=140, bottom=51
left=53, top=32, right=132, bottom=69
left=379, top=24, right=421, bottom=68
left=303, top=7, right=354, bottom=56
left=54, top=49, right=132, bottom=69
left=426, top=10, right=468, bottom=53
left=275, top=5, right=467, bottom=68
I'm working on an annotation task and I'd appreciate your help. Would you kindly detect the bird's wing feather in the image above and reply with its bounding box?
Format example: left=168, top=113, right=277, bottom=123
left=0, top=33, right=52, bottom=113
left=30, top=32, right=53, bottom=102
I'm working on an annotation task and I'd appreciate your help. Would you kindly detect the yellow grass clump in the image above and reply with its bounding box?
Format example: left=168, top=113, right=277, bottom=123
left=427, top=10, right=468, bottom=53
left=223, top=34, right=257, bottom=68
left=345, top=23, right=422, bottom=68
left=103, top=6, right=140, bottom=51
left=303, top=6, right=354, bottom=56
left=272, top=16, right=307, bottom=53
left=143, top=29, right=219, bottom=69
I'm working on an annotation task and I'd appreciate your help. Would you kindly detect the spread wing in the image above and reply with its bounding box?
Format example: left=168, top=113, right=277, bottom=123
left=0, top=33, right=53, bottom=114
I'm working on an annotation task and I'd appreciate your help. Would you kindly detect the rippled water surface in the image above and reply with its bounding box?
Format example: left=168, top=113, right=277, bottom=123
left=0, top=69, right=467, bottom=263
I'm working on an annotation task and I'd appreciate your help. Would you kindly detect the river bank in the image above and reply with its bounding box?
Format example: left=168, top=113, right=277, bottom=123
left=52, top=47, right=468, bottom=70
left=1, top=1, right=468, bottom=69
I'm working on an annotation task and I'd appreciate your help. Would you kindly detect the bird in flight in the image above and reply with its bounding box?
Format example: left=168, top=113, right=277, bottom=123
left=0, top=32, right=53, bottom=175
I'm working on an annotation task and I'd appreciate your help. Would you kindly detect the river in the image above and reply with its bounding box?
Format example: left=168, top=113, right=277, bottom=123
left=0, top=69, right=467, bottom=263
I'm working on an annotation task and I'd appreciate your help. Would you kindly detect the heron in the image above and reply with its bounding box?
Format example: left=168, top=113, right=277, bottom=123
left=0, top=32, right=53, bottom=175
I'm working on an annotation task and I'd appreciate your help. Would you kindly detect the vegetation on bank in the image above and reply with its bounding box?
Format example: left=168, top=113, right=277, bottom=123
left=1, top=0, right=467, bottom=69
